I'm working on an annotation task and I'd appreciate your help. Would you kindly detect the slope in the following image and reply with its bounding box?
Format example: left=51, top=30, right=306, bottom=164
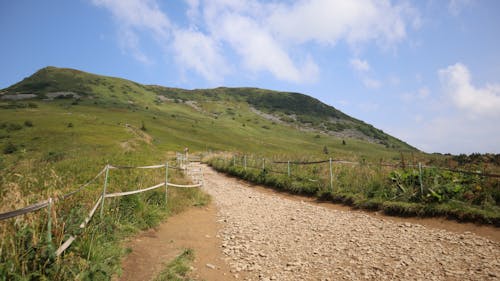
left=0, top=66, right=416, bottom=159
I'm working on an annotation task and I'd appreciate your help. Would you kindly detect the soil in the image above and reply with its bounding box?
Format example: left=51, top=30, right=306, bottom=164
left=117, top=203, right=238, bottom=281
left=118, top=163, right=500, bottom=281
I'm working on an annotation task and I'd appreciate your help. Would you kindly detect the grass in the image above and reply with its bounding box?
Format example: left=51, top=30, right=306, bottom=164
left=1, top=66, right=497, bottom=279
left=207, top=154, right=500, bottom=226
left=0, top=102, right=210, bottom=280
left=152, top=249, right=195, bottom=281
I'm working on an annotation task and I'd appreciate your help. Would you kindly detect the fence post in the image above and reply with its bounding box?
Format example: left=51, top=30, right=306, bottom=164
left=287, top=161, right=290, bottom=177
left=165, top=162, right=169, bottom=205
left=100, top=165, right=110, bottom=218
left=47, top=197, right=52, bottom=246
left=244, top=155, right=247, bottom=170
left=329, top=158, right=333, bottom=192
left=418, top=162, right=423, bottom=196
left=262, top=158, right=265, bottom=171
left=233, top=155, right=236, bottom=166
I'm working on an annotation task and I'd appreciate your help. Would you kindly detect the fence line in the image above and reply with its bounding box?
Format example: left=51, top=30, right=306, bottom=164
left=104, top=182, right=166, bottom=198
left=0, top=200, right=51, bottom=221
left=61, top=166, right=108, bottom=199
left=218, top=154, right=499, bottom=194
left=269, top=157, right=500, bottom=178
left=1, top=156, right=204, bottom=257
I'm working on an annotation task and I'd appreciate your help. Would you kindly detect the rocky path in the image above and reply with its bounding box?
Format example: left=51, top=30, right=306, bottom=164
left=199, top=164, right=500, bottom=281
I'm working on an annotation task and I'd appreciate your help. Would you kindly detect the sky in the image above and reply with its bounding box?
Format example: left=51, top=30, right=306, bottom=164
left=1, top=0, right=499, bottom=154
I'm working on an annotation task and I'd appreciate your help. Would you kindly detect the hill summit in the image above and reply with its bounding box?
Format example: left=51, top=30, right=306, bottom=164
left=0, top=66, right=415, bottom=152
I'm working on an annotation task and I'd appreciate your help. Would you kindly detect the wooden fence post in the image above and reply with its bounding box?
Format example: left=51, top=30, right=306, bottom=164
left=287, top=161, right=290, bottom=177
left=100, top=165, right=110, bottom=218
left=262, top=158, right=265, bottom=171
left=329, top=158, right=333, bottom=192
left=165, top=162, right=169, bottom=205
left=244, top=155, right=247, bottom=170
left=418, top=162, right=423, bottom=196
left=47, top=197, right=52, bottom=245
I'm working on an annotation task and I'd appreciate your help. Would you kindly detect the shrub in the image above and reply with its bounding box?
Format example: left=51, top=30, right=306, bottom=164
left=42, top=151, right=65, bottom=162
left=3, top=142, right=17, bottom=154
left=24, top=120, right=33, bottom=127
left=6, top=123, right=23, bottom=132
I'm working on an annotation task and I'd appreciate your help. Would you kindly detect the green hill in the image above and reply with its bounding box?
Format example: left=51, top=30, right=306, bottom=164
left=0, top=66, right=415, bottom=161
left=0, top=66, right=497, bottom=280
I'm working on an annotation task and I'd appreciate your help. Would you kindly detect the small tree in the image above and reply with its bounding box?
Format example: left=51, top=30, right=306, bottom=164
left=342, top=140, right=346, bottom=145
left=323, top=145, right=329, bottom=155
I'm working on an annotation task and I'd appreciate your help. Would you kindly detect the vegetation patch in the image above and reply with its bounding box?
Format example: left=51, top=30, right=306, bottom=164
left=207, top=155, right=500, bottom=226
left=152, top=249, right=195, bottom=281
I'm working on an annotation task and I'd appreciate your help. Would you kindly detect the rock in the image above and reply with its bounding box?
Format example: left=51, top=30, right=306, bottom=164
left=206, top=263, right=216, bottom=269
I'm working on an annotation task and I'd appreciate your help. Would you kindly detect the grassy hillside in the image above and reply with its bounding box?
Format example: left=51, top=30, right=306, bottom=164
left=1, top=66, right=416, bottom=158
left=0, top=66, right=442, bottom=279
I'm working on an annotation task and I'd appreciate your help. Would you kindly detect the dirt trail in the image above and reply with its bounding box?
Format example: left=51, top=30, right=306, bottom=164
left=119, top=163, right=499, bottom=281
left=117, top=202, right=236, bottom=281
left=200, top=164, right=500, bottom=281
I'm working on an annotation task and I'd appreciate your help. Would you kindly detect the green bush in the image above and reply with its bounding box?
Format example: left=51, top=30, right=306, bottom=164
left=3, top=141, right=17, bottom=154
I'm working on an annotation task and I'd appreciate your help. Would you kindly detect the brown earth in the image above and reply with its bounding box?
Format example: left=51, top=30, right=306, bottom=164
left=118, top=164, right=499, bottom=281
left=117, top=202, right=239, bottom=281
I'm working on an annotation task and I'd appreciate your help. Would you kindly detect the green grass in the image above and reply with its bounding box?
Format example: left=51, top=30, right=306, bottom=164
left=152, top=249, right=195, bottom=281
left=208, top=155, right=500, bottom=226
left=0, top=66, right=496, bottom=279
left=0, top=102, right=211, bottom=280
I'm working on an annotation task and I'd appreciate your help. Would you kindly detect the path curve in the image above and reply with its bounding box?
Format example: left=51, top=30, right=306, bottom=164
left=199, top=163, right=500, bottom=280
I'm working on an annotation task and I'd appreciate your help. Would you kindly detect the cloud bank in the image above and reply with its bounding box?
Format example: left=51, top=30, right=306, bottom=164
left=91, top=0, right=419, bottom=84
left=439, top=63, right=500, bottom=116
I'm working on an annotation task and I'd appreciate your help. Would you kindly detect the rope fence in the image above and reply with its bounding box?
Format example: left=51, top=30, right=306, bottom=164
left=217, top=154, right=500, bottom=193
left=0, top=155, right=203, bottom=258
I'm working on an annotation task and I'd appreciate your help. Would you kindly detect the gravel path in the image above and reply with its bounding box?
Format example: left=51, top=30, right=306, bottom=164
left=199, top=164, right=500, bottom=281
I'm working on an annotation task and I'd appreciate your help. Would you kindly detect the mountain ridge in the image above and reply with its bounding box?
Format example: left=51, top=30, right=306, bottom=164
left=1, top=66, right=416, bottom=151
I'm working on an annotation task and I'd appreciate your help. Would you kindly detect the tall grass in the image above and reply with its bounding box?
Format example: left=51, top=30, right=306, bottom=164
left=207, top=154, right=500, bottom=226
left=0, top=147, right=209, bottom=280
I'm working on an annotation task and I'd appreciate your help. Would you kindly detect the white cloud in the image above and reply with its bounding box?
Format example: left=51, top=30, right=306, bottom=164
left=267, top=0, right=418, bottom=47
left=117, top=28, right=152, bottom=65
left=349, top=57, right=381, bottom=89
left=438, top=63, right=500, bottom=116
left=92, top=0, right=170, bottom=39
left=92, top=0, right=419, bottom=84
left=401, top=87, right=430, bottom=102
left=396, top=114, right=500, bottom=154
left=172, top=29, right=228, bottom=83
left=211, top=12, right=319, bottom=83
left=350, top=58, right=370, bottom=72
left=393, top=63, right=500, bottom=154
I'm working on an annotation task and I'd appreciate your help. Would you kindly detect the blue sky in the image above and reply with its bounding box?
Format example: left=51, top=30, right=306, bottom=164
left=1, top=0, right=499, bottom=154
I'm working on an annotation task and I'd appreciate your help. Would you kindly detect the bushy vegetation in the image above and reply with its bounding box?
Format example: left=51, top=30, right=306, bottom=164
left=0, top=152, right=209, bottom=280
left=0, top=99, right=210, bottom=280
left=207, top=155, right=500, bottom=225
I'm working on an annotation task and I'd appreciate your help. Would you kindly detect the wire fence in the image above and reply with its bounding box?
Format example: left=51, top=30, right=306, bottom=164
left=0, top=156, right=203, bottom=257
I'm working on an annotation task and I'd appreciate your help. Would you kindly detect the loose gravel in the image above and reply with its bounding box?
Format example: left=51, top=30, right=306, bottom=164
left=198, top=164, right=500, bottom=281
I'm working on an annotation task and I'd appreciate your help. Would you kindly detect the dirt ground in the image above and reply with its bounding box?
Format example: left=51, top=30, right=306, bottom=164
left=118, top=164, right=499, bottom=281
left=117, top=202, right=239, bottom=281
